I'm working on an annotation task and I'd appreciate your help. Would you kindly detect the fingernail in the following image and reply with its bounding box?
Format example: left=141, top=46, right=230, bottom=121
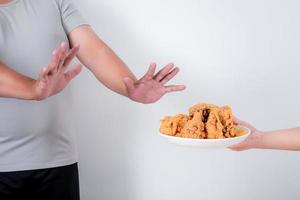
left=52, top=50, right=57, bottom=55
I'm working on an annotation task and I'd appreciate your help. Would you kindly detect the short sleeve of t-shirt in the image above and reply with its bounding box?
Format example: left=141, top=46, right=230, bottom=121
left=54, top=0, right=89, bottom=34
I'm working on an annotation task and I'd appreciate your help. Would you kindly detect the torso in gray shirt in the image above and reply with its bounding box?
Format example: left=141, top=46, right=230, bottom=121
left=0, top=0, right=88, bottom=172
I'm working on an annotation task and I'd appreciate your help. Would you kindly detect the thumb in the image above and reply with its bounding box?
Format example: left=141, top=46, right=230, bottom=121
left=65, top=64, right=82, bottom=82
left=123, top=77, right=135, bottom=91
left=38, top=67, right=48, bottom=81
left=36, top=67, right=48, bottom=90
left=234, top=116, right=256, bottom=131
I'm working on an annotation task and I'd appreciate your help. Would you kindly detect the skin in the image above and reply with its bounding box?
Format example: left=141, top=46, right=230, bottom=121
left=0, top=0, right=185, bottom=103
left=1, top=1, right=298, bottom=150
left=230, top=118, right=300, bottom=151
left=65, top=7, right=299, bottom=148
left=68, top=26, right=185, bottom=104
left=0, top=42, right=82, bottom=100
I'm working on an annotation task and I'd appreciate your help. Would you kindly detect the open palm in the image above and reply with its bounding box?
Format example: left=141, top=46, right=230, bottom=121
left=34, top=42, right=82, bottom=100
left=123, top=63, right=185, bottom=104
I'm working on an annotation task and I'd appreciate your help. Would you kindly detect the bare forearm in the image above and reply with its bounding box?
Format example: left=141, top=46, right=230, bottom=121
left=257, top=128, right=300, bottom=151
left=84, top=43, right=136, bottom=96
left=68, top=26, right=185, bottom=103
left=69, top=26, right=136, bottom=96
left=0, top=62, right=36, bottom=100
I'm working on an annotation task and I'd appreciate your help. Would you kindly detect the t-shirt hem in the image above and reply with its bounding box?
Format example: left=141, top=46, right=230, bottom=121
left=0, top=157, right=78, bottom=172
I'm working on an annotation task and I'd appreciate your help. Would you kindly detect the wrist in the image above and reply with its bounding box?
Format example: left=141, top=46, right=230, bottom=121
left=252, top=131, right=267, bottom=149
left=27, top=79, right=39, bottom=100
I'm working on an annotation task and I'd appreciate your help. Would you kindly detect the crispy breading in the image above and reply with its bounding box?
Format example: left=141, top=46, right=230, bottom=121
left=188, top=103, right=218, bottom=116
left=160, top=103, right=237, bottom=139
left=206, top=108, right=224, bottom=139
left=159, top=114, right=188, bottom=136
left=180, top=112, right=206, bottom=138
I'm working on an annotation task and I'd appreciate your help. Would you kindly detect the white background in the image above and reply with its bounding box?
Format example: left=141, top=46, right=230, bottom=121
left=71, top=0, right=300, bottom=199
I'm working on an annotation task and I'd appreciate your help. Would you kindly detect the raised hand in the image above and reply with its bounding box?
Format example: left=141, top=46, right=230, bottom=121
left=123, top=63, right=185, bottom=104
left=34, top=42, right=82, bottom=100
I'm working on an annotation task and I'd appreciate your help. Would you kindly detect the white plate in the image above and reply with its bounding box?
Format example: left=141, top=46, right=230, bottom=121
left=159, top=125, right=251, bottom=148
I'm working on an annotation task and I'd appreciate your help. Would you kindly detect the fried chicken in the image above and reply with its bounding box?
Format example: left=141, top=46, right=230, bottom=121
left=160, top=103, right=237, bottom=139
left=179, top=111, right=206, bottom=138
left=159, top=114, right=188, bottom=136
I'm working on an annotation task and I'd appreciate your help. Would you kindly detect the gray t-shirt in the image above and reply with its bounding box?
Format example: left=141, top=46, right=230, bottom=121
left=0, top=0, right=89, bottom=172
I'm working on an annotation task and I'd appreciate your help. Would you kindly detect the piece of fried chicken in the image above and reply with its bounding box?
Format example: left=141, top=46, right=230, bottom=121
left=180, top=111, right=206, bottom=138
left=159, top=114, right=188, bottom=136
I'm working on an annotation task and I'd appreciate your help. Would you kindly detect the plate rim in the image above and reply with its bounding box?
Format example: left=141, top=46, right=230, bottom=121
left=158, top=125, right=251, bottom=142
